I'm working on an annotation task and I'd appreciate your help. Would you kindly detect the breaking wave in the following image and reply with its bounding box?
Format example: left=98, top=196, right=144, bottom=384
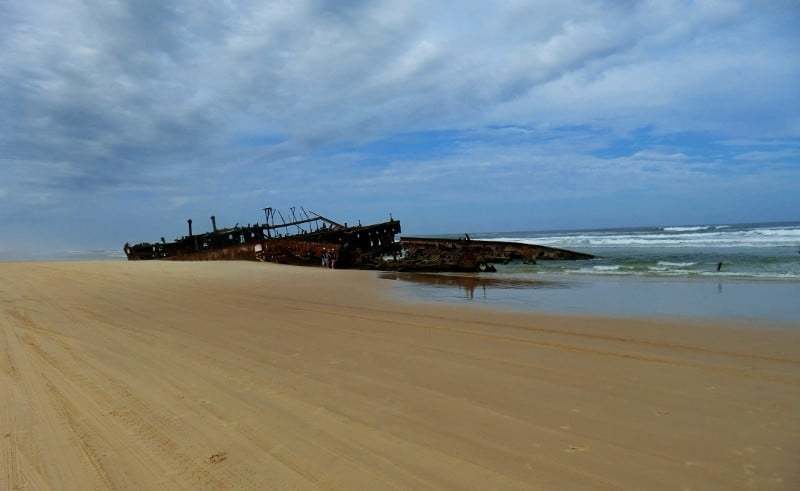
left=559, top=269, right=800, bottom=280
left=479, top=222, right=800, bottom=281
left=662, top=226, right=711, bottom=232
left=657, top=261, right=697, bottom=267
left=488, top=224, right=800, bottom=248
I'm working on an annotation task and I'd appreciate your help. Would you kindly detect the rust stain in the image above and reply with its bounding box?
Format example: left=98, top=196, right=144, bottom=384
left=123, top=207, right=593, bottom=272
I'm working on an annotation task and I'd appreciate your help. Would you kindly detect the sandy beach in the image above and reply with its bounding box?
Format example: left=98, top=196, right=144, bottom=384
left=1, top=261, right=798, bottom=490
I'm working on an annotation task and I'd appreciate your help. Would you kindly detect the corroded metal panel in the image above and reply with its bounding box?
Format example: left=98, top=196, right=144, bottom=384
left=124, top=209, right=593, bottom=272
left=385, top=237, right=593, bottom=272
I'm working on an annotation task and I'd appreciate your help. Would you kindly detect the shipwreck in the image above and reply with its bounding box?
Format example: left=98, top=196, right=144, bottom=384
left=124, top=207, right=594, bottom=272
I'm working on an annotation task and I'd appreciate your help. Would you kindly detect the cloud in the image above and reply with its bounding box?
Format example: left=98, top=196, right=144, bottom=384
left=0, top=0, right=798, bottom=254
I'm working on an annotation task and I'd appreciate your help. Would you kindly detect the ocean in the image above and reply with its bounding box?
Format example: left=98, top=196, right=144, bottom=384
left=475, top=221, right=800, bottom=280
left=384, top=221, right=800, bottom=324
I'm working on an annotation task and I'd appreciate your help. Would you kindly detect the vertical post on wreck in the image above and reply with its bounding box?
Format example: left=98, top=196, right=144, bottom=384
left=210, top=216, right=217, bottom=232
left=263, top=208, right=272, bottom=238
left=187, top=219, right=198, bottom=251
left=300, top=207, right=316, bottom=232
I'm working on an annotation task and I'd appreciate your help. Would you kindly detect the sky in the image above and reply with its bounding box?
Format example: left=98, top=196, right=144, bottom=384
left=1, top=0, right=799, bottom=258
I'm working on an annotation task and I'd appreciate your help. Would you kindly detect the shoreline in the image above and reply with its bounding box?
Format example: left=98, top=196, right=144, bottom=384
left=379, top=269, right=800, bottom=325
left=2, top=261, right=798, bottom=489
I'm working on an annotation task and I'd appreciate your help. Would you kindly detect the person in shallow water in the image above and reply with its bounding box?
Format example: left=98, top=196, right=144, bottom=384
left=717, top=262, right=724, bottom=272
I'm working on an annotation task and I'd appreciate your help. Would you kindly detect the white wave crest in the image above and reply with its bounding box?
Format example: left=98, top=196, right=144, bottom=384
left=663, top=226, right=710, bottom=232
left=657, top=261, right=697, bottom=267
left=562, top=268, right=800, bottom=280
left=487, top=225, right=800, bottom=248
left=570, top=267, right=630, bottom=275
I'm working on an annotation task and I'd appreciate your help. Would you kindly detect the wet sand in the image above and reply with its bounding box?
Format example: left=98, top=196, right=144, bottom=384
left=1, top=261, right=798, bottom=489
left=379, top=271, right=800, bottom=323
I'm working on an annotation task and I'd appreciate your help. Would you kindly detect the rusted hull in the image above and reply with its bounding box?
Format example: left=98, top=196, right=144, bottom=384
left=163, top=244, right=259, bottom=261
left=124, top=219, right=401, bottom=268
left=256, top=239, right=339, bottom=266
left=376, top=237, right=594, bottom=272
left=402, top=237, right=593, bottom=260
left=124, top=210, right=594, bottom=272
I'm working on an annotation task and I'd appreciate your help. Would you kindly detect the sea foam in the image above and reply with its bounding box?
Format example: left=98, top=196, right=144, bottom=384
left=662, top=226, right=710, bottom=232
left=487, top=225, right=800, bottom=248
left=657, top=261, right=697, bottom=267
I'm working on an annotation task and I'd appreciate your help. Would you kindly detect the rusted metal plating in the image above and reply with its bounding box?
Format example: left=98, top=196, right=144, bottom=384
left=124, top=208, right=593, bottom=271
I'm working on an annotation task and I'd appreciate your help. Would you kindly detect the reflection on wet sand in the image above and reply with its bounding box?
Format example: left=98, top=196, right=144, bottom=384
left=378, top=272, right=568, bottom=300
